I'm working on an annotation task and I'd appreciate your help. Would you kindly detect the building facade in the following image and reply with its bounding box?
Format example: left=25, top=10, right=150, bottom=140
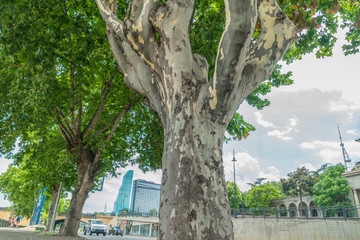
left=130, top=180, right=161, bottom=213
left=113, top=170, right=134, bottom=215
left=342, top=162, right=360, bottom=211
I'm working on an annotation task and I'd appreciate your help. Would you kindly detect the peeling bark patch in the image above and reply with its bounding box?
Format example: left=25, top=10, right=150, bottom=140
left=196, top=175, right=206, bottom=184
left=214, top=149, right=220, bottom=158
left=188, top=210, right=197, bottom=221
left=181, top=39, right=186, bottom=47
left=275, top=10, right=286, bottom=24
left=220, top=48, right=224, bottom=60
left=138, top=35, right=145, bottom=44
left=242, top=63, right=255, bottom=78
left=208, top=86, right=217, bottom=110
left=132, top=20, right=143, bottom=32
left=175, top=45, right=182, bottom=52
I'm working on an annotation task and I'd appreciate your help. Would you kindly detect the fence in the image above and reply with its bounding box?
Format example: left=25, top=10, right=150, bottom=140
left=231, top=205, right=360, bottom=221
left=0, top=219, right=10, bottom=227
left=117, top=211, right=159, bottom=218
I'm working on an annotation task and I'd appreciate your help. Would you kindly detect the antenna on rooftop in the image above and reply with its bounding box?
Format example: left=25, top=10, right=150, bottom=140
left=337, top=124, right=353, bottom=171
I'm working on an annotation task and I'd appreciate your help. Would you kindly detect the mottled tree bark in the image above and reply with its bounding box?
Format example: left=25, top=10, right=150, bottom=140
left=97, top=0, right=296, bottom=239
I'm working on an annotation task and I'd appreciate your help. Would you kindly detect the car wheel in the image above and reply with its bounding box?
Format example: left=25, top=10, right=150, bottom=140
left=97, top=233, right=99, bottom=236
left=103, top=233, right=106, bottom=236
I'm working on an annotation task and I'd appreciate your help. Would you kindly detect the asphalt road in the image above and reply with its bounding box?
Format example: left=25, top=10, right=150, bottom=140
left=80, top=232, right=155, bottom=240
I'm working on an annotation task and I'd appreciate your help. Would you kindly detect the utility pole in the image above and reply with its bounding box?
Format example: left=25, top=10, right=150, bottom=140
left=232, top=150, right=237, bottom=218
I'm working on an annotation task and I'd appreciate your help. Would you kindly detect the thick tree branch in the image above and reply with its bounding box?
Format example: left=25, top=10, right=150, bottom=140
left=96, top=0, right=126, bottom=40
left=210, top=0, right=257, bottom=112
left=144, top=0, right=197, bottom=109
left=55, top=106, right=74, bottom=136
left=82, top=72, right=116, bottom=136
left=226, top=0, right=296, bottom=123
left=98, top=0, right=161, bottom=82
left=70, top=65, right=76, bottom=131
left=53, top=110, right=73, bottom=148
left=241, top=0, right=296, bottom=87
left=93, top=93, right=138, bottom=164
left=106, top=28, right=163, bottom=117
left=76, top=99, right=82, bottom=134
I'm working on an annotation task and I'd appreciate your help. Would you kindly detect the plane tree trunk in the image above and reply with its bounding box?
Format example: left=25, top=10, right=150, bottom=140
left=59, top=149, right=99, bottom=236
left=56, top=70, right=135, bottom=236
left=97, top=0, right=296, bottom=239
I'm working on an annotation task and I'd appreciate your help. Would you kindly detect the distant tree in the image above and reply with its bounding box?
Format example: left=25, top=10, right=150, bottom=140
left=247, top=178, right=268, bottom=188
left=226, top=181, right=244, bottom=210
left=312, top=164, right=352, bottom=207
left=269, top=181, right=285, bottom=197
left=0, top=1, right=163, bottom=236
left=281, top=167, right=319, bottom=203
left=0, top=133, right=75, bottom=219
left=245, top=184, right=281, bottom=208
left=149, top=208, right=158, bottom=216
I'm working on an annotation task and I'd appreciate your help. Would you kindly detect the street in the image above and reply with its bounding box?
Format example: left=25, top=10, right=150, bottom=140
left=80, top=232, right=155, bottom=240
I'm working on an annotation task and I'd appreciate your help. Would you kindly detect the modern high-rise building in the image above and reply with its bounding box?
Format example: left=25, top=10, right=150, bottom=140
left=130, top=179, right=161, bottom=213
left=113, top=170, right=134, bottom=215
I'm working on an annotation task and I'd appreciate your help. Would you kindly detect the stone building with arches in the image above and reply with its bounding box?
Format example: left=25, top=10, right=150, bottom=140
left=271, top=195, right=321, bottom=218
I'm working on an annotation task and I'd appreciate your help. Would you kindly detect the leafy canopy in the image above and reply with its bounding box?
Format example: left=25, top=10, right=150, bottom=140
left=312, top=164, right=352, bottom=207
left=245, top=183, right=281, bottom=208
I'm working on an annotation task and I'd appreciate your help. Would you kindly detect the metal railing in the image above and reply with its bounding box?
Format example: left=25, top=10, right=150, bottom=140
left=0, top=219, right=10, bottom=227
left=117, top=211, right=159, bottom=218
left=231, top=205, right=360, bottom=221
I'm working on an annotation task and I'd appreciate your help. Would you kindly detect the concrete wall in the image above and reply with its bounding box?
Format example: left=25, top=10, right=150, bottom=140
left=0, top=209, right=31, bottom=226
left=233, top=218, right=360, bottom=240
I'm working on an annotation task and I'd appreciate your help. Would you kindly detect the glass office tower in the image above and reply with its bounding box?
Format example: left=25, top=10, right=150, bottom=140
left=113, top=170, right=134, bottom=215
left=130, top=179, right=161, bottom=213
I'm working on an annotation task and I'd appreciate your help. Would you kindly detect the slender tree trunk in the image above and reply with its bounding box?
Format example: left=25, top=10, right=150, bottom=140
left=59, top=150, right=98, bottom=236
left=159, top=110, right=233, bottom=240
left=46, top=184, right=60, bottom=232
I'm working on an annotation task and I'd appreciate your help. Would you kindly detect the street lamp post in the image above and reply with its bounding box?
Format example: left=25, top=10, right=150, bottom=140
left=232, top=150, right=237, bottom=218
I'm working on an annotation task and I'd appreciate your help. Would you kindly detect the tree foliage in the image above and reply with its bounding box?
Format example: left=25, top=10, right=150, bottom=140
left=245, top=184, right=281, bottom=208
left=226, top=181, right=245, bottom=209
left=0, top=1, right=163, bottom=235
left=312, top=164, right=352, bottom=207
left=281, top=166, right=319, bottom=197
left=0, top=131, right=75, bottom=218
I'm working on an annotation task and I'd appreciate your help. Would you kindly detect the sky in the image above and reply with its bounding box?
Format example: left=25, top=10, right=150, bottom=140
left=0, top=29, right=359, bottom=212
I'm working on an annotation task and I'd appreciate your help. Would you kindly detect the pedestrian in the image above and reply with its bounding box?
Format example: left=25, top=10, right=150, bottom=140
left=10, top=216, right=15, bottom=228
left=15, top=215, right=22, bottom=227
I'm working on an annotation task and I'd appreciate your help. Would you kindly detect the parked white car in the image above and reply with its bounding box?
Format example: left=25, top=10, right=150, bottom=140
left=83, top=219, right=107, bottom=236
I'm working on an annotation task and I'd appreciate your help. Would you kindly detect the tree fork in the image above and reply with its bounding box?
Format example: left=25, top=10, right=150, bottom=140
left=97, top=0, right=296, bottom=239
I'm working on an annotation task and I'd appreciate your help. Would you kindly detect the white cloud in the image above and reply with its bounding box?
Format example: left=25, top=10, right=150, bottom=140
left=299, top=163, right=317, bottom=172
left=267, top=116, right=299, bottom=141
left=346, top=129, right=358, bottom=136
left=299, top=140, right=360, bottom=166
left=254, top=111, right=275, bottom=128
left=223, top=151, right=282, bottom=192
left=328, top=101, right=360, bottom=112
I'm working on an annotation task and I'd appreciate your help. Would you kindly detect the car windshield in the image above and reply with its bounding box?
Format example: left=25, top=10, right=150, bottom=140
left=92, top=220, right=104, bottom=224
left=114, top=226, right=120, bottom=229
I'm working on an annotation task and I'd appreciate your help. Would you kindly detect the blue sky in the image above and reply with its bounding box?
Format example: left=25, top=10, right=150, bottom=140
left=1, top=29, right=359, bottom=212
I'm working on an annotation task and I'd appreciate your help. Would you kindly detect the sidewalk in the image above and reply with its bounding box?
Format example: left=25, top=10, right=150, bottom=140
left=0, top=227, right=85, bottom=240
